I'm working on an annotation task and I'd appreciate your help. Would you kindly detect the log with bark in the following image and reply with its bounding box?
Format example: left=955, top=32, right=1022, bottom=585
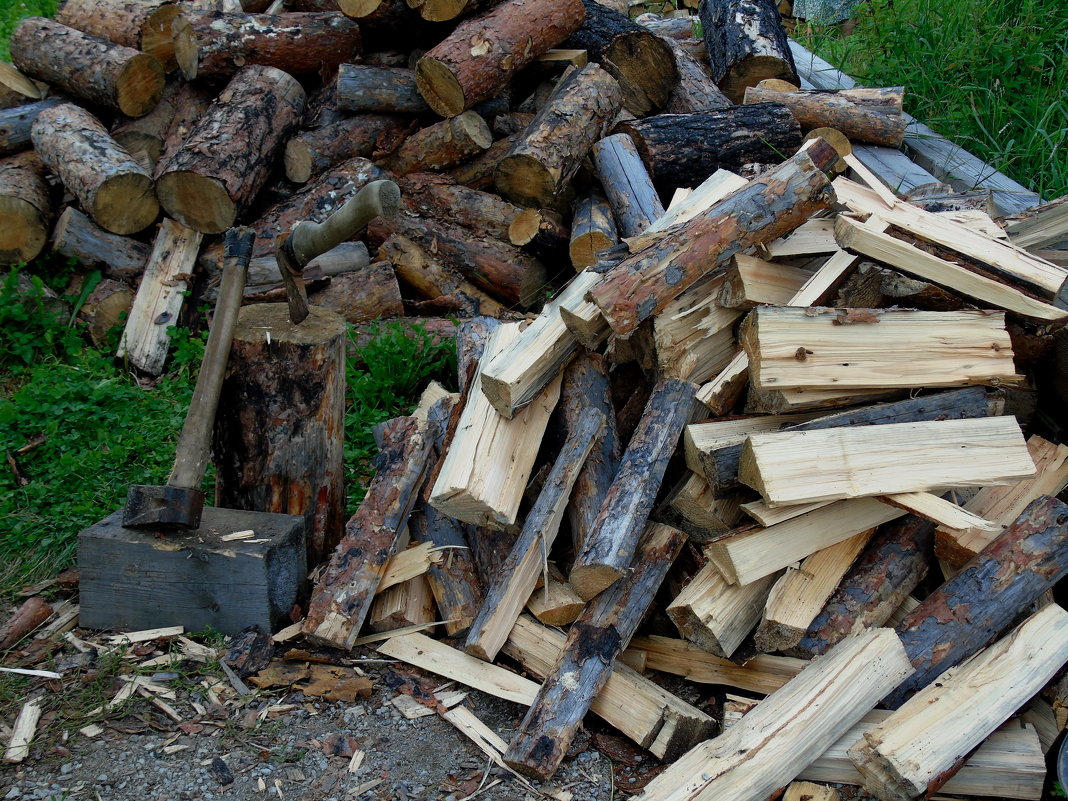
left=662, top=36, right=732, bottom=113
left=10, top=17, right=165, bottom=117
left=415, top=0, right=586, bottom=118
left=51, top=207, right=150, bottom=279
left=495, top=63, right=623, bottom=209
left=743, top=85, right=907, bottom=147
left=564, top=0, right=678, bottom=115
left=698, top=0, right=798, bottom=102
left=31, top=103, right=159, bottom=236
left=0, top=98, right=65, bottom=159
left=335, top=64, right=431, bottom=113
left=78, top=277, right=135, bottom=346
left=0, top=151, right=50, bottom=265
left=377, top=111, right=492, bottom=175
left=284, top=114, right=410, bottom=183
left=591, top=133, right=665, bottom=238
left=569, top=191, right=618, bottom=268
left=157, top=65, right=305, bottom=234
left=54, top=0, right=193, bottom=73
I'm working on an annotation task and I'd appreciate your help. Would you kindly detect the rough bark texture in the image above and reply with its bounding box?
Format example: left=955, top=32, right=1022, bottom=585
left=111, top=81, right=182, bottom=168
left=377, top=112, right=491, bottom=176
left=335, top=65, right=430, bottom=113
left=54, top=0, right=187, bottom=71
left=447, top=132, right=521, bottom=191
left=51, top=207, right=151, bottom=279
left=591, top=133, right=665, bottom=238
left=588, top=141, right=837, bottom=337
left=0, top=99, right=65, bottom=158
left=284, top=114, right=410, bottom=183
left=0, top=597, right=53, bottom=650
left=212, top=304, right=348, bottom=569
left=495, top=63, right=623, bottom=209
left=186, top=12, right=362, bottom=77
left=304, top=416, right=433, bottom=648
left=744, top=86, right=908, bottom=147
left=31, top=103, right=159, bottom=236
left=10, top=17, right=165, bottom=117
left=569, top=191, right=618, bottom=268
left=377, top=233, right=501, bottom=316
left=789, top=515, right=934, bottom=658
left=402, top=172, right=521, bottom=241
left=699, top=0, right=798, bottom=102
left=505, top=523, right=686, bottom=779
left=662, top=36, right=732, bottom=113
left=886, top=495, right=1068, bottom=708
left=615, top=103, right=802, bottom=190
left=157, top=65, right=306, bottom=233
left=306, top=261, right=404, bottom=324
left=415, top=0, right=586, bottom=117
left=566, top=0, right=678, bottom=115
left=154, top=82, right=215, bottom=178
left=0, top=151, right=51, bottom=265
left=570, top=379, right=695, bottom=600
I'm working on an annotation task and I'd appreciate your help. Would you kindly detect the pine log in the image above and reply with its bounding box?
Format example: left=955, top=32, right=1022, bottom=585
left=568, top=191, right=618, bottom=268
left=116, top=219, right=202, bottom=374
left=507, top=208, right=570, bottom=254
left=591, top=133, right=665, bottom=238
left=153, top=82, right=214, bottom=179
left=377, top=112, right=491, bottom=176
left=335, top=65, right=430, bottom=113
left=447, top=132, right=521, bottom=191
left=284, top=114, right=410, bottom=183
left=630, top=628, right=912, bottom=801
left=10, top=18, right=164, bottom=117
left=430, top=323, right=562, bottom=529
left=111, top=81, right=182, bottom=168
left=755, top=530, right=872, bottom=653
left=505, top=523, right=686, bottom=779
left=377, top=233, right=502, bottom=316
left=615, top=104, right=801, bottom=190
left=495, top=64, right=623, bottom=209
left=662, top=36, right=732, bottom=113
left=479, top=270, right=600, bottom=417
left=464, top=407, right=603, bottom=660
left=78, top=277, right=135, bottom=346
left=157, top=66, right=304, bottom=233
left=886, top=495, right=1068, bottom=708
left=31, top=103, right=158, bottom=236
left=0, top=151, right=50, bottom=265
left=51, top=207, right=150, bottom=279
left=564, top=0, right=677, bottom=115
left=306, top=261, right=403, bottom=324
left=570, top=379, right=695, bottom=600
left=936, top=436, right=1068, bottom=567
left=186, top=12, right=361, bottom=78
left=304, top=416, right=433, bottom=649
left=851, top=605, right=1068, bottom=801
left=415, top=0, right=586, bottom=118
left=698, top=0, right=798, bottom=102
left=587, top=139, right=838, bottom=337
left=0, top=99, right=64, bottom=158
left=54, top=0, right=191, bottom=73
left=368, top=574, right=436, bottom=632
left=744, top=86, right=907, bottom=146
left=742, top=306, right=1023, bottom=392
left=0, top=597, right=53, bottom=650
left=668, top=559, right=781, bottom=658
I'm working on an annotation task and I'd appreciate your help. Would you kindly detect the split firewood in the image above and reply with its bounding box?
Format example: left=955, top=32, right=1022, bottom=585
left=0, top=151, right=50, bottom=265
left=430, top=323, right=562, bottom=529
left=936, top=435, right=1068, bottom=567
left=568, top=191, right=618, bottom=269
left=851, top=604, right=1068, bottom=801
left=587, top=138, right=838, bottom=337
left=0, top=98, right=64, bottom=158
left=659, top=473, right=743, bottom=542
left=304, top=416, right=433, bottom=650
left=564, top=0, right=677, bottom=115
left=754, top=530, right=873, bottom=653
left=884, top=495, right=1068, bottom=707
left=1002, top=192, right=1068, bottom=250
left=765, top=216, right=838, bottom=258
left=54, top=0, right=193, bottom=73
left=661, top=36, right=732, bottom=113
left=284, top=115, right=409, bottom=183
left=495, top=63, right=623, bottom=209
left=719, top=254, right=812, bottom=308
left=31, top=103, right=158, bottom=236
left=3, top=697, right=42, bottom=763
left=415, top=0, right=586, bottom=118
left=570, top=379, right=695, bottom=600
left=652, top=273, right=742, bottom=383
left=615, top=104, right=802, bottom=190
left=629, top=628, right=911, bottom=801
left=369, top=574, right=436, bottom=633
left=505, top=523, right=686, bottom=779
left=377, top=112, right=491, bottom=175
left=635, top=168, right=748, bottom=243
left=0, top=597, right=53, bottom=650
left=876, top=492, right=1000, bottom=533
left=525, top=565, right=584, bottom=626
left=185, top=12, right=361, bottom=78
left=743, top=86, right=908, bottom=147
left=739, top=416, right=1035, bottom=508
left=464, top=407, right=603, bottom=660
left=667, top=559, right=782, bottom=658
left=698, top=0, right=798, bottom=102
left=591, top=133, right=665, bottom=237
left=10, top=17, right=165, bottom=117
left=157, top=65, right=305, bottom=234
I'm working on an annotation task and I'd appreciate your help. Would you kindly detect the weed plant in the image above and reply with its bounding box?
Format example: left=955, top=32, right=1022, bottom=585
left=797, top=0, right=1068, bottom=198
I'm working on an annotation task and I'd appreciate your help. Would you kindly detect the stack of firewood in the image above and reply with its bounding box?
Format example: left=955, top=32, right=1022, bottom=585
left=5, top=0, right=1068, bottom=795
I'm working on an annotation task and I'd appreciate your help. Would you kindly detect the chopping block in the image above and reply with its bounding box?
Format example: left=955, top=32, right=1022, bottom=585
left=78, top=506, right=306, bottom=635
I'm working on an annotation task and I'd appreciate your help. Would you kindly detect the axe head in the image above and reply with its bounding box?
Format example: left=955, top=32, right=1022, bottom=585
left=122, top=485, right=205, bottom=529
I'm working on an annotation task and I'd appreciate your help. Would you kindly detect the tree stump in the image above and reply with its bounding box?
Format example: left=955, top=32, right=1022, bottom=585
left=212, top=303, right=348, bottom=568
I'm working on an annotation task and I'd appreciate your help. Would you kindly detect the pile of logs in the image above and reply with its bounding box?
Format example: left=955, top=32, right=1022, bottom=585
left=5, top=0, right=1068, bottom=795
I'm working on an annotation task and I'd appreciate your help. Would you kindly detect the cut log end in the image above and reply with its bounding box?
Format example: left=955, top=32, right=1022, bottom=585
left=804, top=127, right=850, bottom=173
left=568, top=562, right=622, bottom=601
left=338, top=0, right=384, bottom=17
left=171, top=14, right=199, bottom=81
left=605, top=35, right=677, bottom=115
left=94, top=172, right=159, bottom=235
left=569, top=231, right=613, bottom=268
left=454, top=111, right=494, bottom=151
left=415, top=57, right=465, bottom=118
left=720, top=55, right=795, bottom=103
left=157, top=171, right=235, bottom=234
left=508, top=208, right=545, bottom=246
left=417, top=0, right=469, bottom=22
left=284, top=139, right=314, bottom=184
left=140, top=5, right=184, bottom=71
left=0, top=197, right=47, bottom=264
left=117, top=54, right=166, bottom=118
left=494, top=154, right=557, bottom=210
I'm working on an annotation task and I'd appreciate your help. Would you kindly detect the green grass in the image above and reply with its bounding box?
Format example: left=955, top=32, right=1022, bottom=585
left=0, top=0, right=58, bottom=60
left=796, top=0, right=1068, bottom=199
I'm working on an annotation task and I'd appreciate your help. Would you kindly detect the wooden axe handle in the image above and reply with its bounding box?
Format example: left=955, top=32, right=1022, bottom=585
left=288, top=179, right=401, bottom=266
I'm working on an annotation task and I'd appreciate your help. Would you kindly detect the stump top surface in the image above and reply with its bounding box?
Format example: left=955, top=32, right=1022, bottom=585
left=235, top=303, right=347, bottom=343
